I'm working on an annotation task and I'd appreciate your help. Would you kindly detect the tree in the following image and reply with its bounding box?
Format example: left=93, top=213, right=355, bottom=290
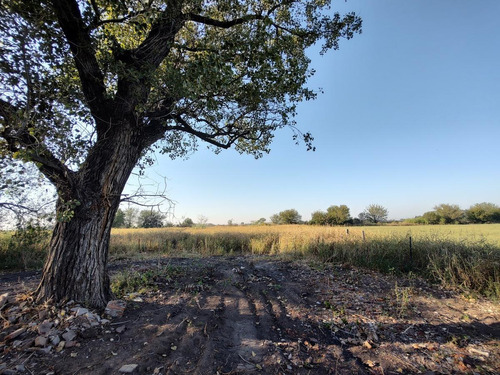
left=310, top=210, right=327, bottom=225
left=112, top=209, right=126, bottom=228
left=362, top=204, right=388, bottom=224
left=422, top=211, right=440, bottom=225
left=271, top=209, right=302, bottom=224
left=253, top=218, right=267, bottom=225
left=0, top=1, right=361, bottom=307
left=138, top=210, right=165, bottom=228
left=123, top=207, right=139, bottom=228
left=197, top=215, right=209, bottom=227
left=326, top=205, right=351, bottom=225
left=465, top=202, right=500, bottom=223
left=434, top=204, right=463, bottom=224
left=179, top=218, right=194, bottom=227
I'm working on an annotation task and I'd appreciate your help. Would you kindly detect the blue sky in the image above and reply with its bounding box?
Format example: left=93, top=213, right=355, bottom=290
left=126, top=0, right=500, bottom=225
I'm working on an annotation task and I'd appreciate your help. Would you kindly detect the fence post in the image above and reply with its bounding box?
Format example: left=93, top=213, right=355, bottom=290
left=362, top=231, right=366, bottom=242
left=409, top=236, right=413, bottom=263
left=346, top=228, right=349, bottom=235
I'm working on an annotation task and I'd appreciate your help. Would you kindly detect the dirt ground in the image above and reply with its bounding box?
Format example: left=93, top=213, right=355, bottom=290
left=0, top=255, right=499, bottom=374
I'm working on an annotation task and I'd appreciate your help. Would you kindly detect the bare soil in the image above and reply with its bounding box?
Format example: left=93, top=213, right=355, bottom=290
left=0, top=255, right=499, bottom=374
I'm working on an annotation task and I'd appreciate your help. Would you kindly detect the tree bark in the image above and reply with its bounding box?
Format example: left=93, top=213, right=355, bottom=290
left=35, top=123, right=150, bottom=308
left=35, top=202, right=116, bottom=308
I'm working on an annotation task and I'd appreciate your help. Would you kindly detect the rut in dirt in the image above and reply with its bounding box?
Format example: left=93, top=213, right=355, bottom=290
left=51, top=257, right=366, bottom=375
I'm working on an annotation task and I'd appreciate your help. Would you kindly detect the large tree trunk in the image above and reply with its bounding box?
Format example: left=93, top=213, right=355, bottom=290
left=35, top=124, right=148, bottom=308
left=35, top=201, right=117, bottom=308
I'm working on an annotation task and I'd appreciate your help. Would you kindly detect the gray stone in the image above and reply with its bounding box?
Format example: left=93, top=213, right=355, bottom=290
left=119, top=364, right=138, bottom=373
left=35, top=336, right=48, bottom=347
left=105, top=300, right=127, bottom=318
left=37, top=320, right=53, bottom=335
left=74, top=307, right=89, bottom=317
left=62, top=330, right=77, bottom=342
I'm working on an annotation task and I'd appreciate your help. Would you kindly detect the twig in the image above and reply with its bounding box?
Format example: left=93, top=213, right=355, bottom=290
left=238, top=354, right=254, bottom=366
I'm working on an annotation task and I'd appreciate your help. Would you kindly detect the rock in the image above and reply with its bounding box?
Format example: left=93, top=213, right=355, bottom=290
left=38, top=320, right=53, bottom=335
left=37, top=346, right=52, bottom=354
left=65, top=340, right=77, bottom=348
left=50, top=335, right=61, bottom=345
left=12, top=340, right=23, bottom=348
left=38, top=309, right=49, bottom=320
left=119, top=364, right=138, bottom=373
left=35, top=336, right=48, bottom=347
left=62, top=330, right=77, bottom=342
left=15, top=364, right=25, bottom=372
left=105, top=300, right=127, bottom=318
left=85, top=312, right=100, bottom=327
left=55, top=341, right=66, bottom=352
left=115, top=325, right=126, bottom=334
left=73, top=307, right=89, bottom=317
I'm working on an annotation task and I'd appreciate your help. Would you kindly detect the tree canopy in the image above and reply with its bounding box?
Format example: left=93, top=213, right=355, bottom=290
left=361, top=204, right=388, bottom=224
left=271, top=209, right=302, bottom=224
left=0, top=0, right=362, bottom=172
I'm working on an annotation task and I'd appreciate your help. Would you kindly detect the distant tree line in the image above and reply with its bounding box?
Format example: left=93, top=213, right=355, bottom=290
left=112, top=208, right=198, bottom=228
left=404, top=203, right=500, bottom=225
left=113, top=202, right=500, bottom=229
left=270, top=204, right=389, bottom=226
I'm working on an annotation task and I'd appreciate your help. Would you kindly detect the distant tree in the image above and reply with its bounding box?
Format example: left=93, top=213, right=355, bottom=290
left=253, top=218, right=267, bottom=225
left=466, top=202, right=500, bottom=223
left=362, top=204, right=388, bottom=224
left=434, top=204, right=463, bottom=224
left=123, top=208, right=139, bottom=228
left=179, top=218, right=194, bottom=228
left=310, top=210, right=327, bottom=225
left=271, top=209, right=302, bottom=224
left=197, top=215, right=209, bottom=227
left=422, top=211, right=440, bottom=224
left=227, top=219, right=234, bottom=226
left=112, top=209, right=126, bottom=228
left=139, top=210, right=165, bottom=228
left=326, top=205, right=351, bottom=225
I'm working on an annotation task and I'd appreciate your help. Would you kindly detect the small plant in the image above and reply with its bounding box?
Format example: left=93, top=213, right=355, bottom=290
left=394, top=282, right=412, bottom=318
left=111, top=265, right=181, bottom=297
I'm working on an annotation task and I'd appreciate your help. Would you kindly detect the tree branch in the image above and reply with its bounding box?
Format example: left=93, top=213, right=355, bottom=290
left=50, top=0, right=107, bottom=118
left=186, top=13, right=263, bottom=28
left=0, top=99, right=75, bottom=190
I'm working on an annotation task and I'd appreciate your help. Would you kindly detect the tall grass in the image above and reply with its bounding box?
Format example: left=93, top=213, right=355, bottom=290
left=1, top=224, right=499, bottom=298
left=110, top=225, right=500, bottom=298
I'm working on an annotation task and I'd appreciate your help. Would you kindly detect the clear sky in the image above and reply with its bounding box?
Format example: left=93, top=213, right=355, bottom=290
left=125, top=0, right=500, bottom=225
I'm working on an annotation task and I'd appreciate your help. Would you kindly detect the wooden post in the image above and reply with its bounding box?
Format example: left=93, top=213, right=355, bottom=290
left=362, top=231, right=366, bottom=242
left=346, top=228, right=349, bottom=235
left=409, top=236, right=413, bottom=262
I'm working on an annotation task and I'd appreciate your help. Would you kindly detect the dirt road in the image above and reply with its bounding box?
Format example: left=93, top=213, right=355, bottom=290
left=1, top=256, right=499, bottom=374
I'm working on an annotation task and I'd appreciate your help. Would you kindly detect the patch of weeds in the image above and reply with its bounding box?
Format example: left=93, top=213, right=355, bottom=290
left=111, top=265, right=182, bottom=297
left=394, top=281, right=412, bottom=318
left=2, top=221, right=49, bottom=270
left=447, top=334, right=471, bottom=348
